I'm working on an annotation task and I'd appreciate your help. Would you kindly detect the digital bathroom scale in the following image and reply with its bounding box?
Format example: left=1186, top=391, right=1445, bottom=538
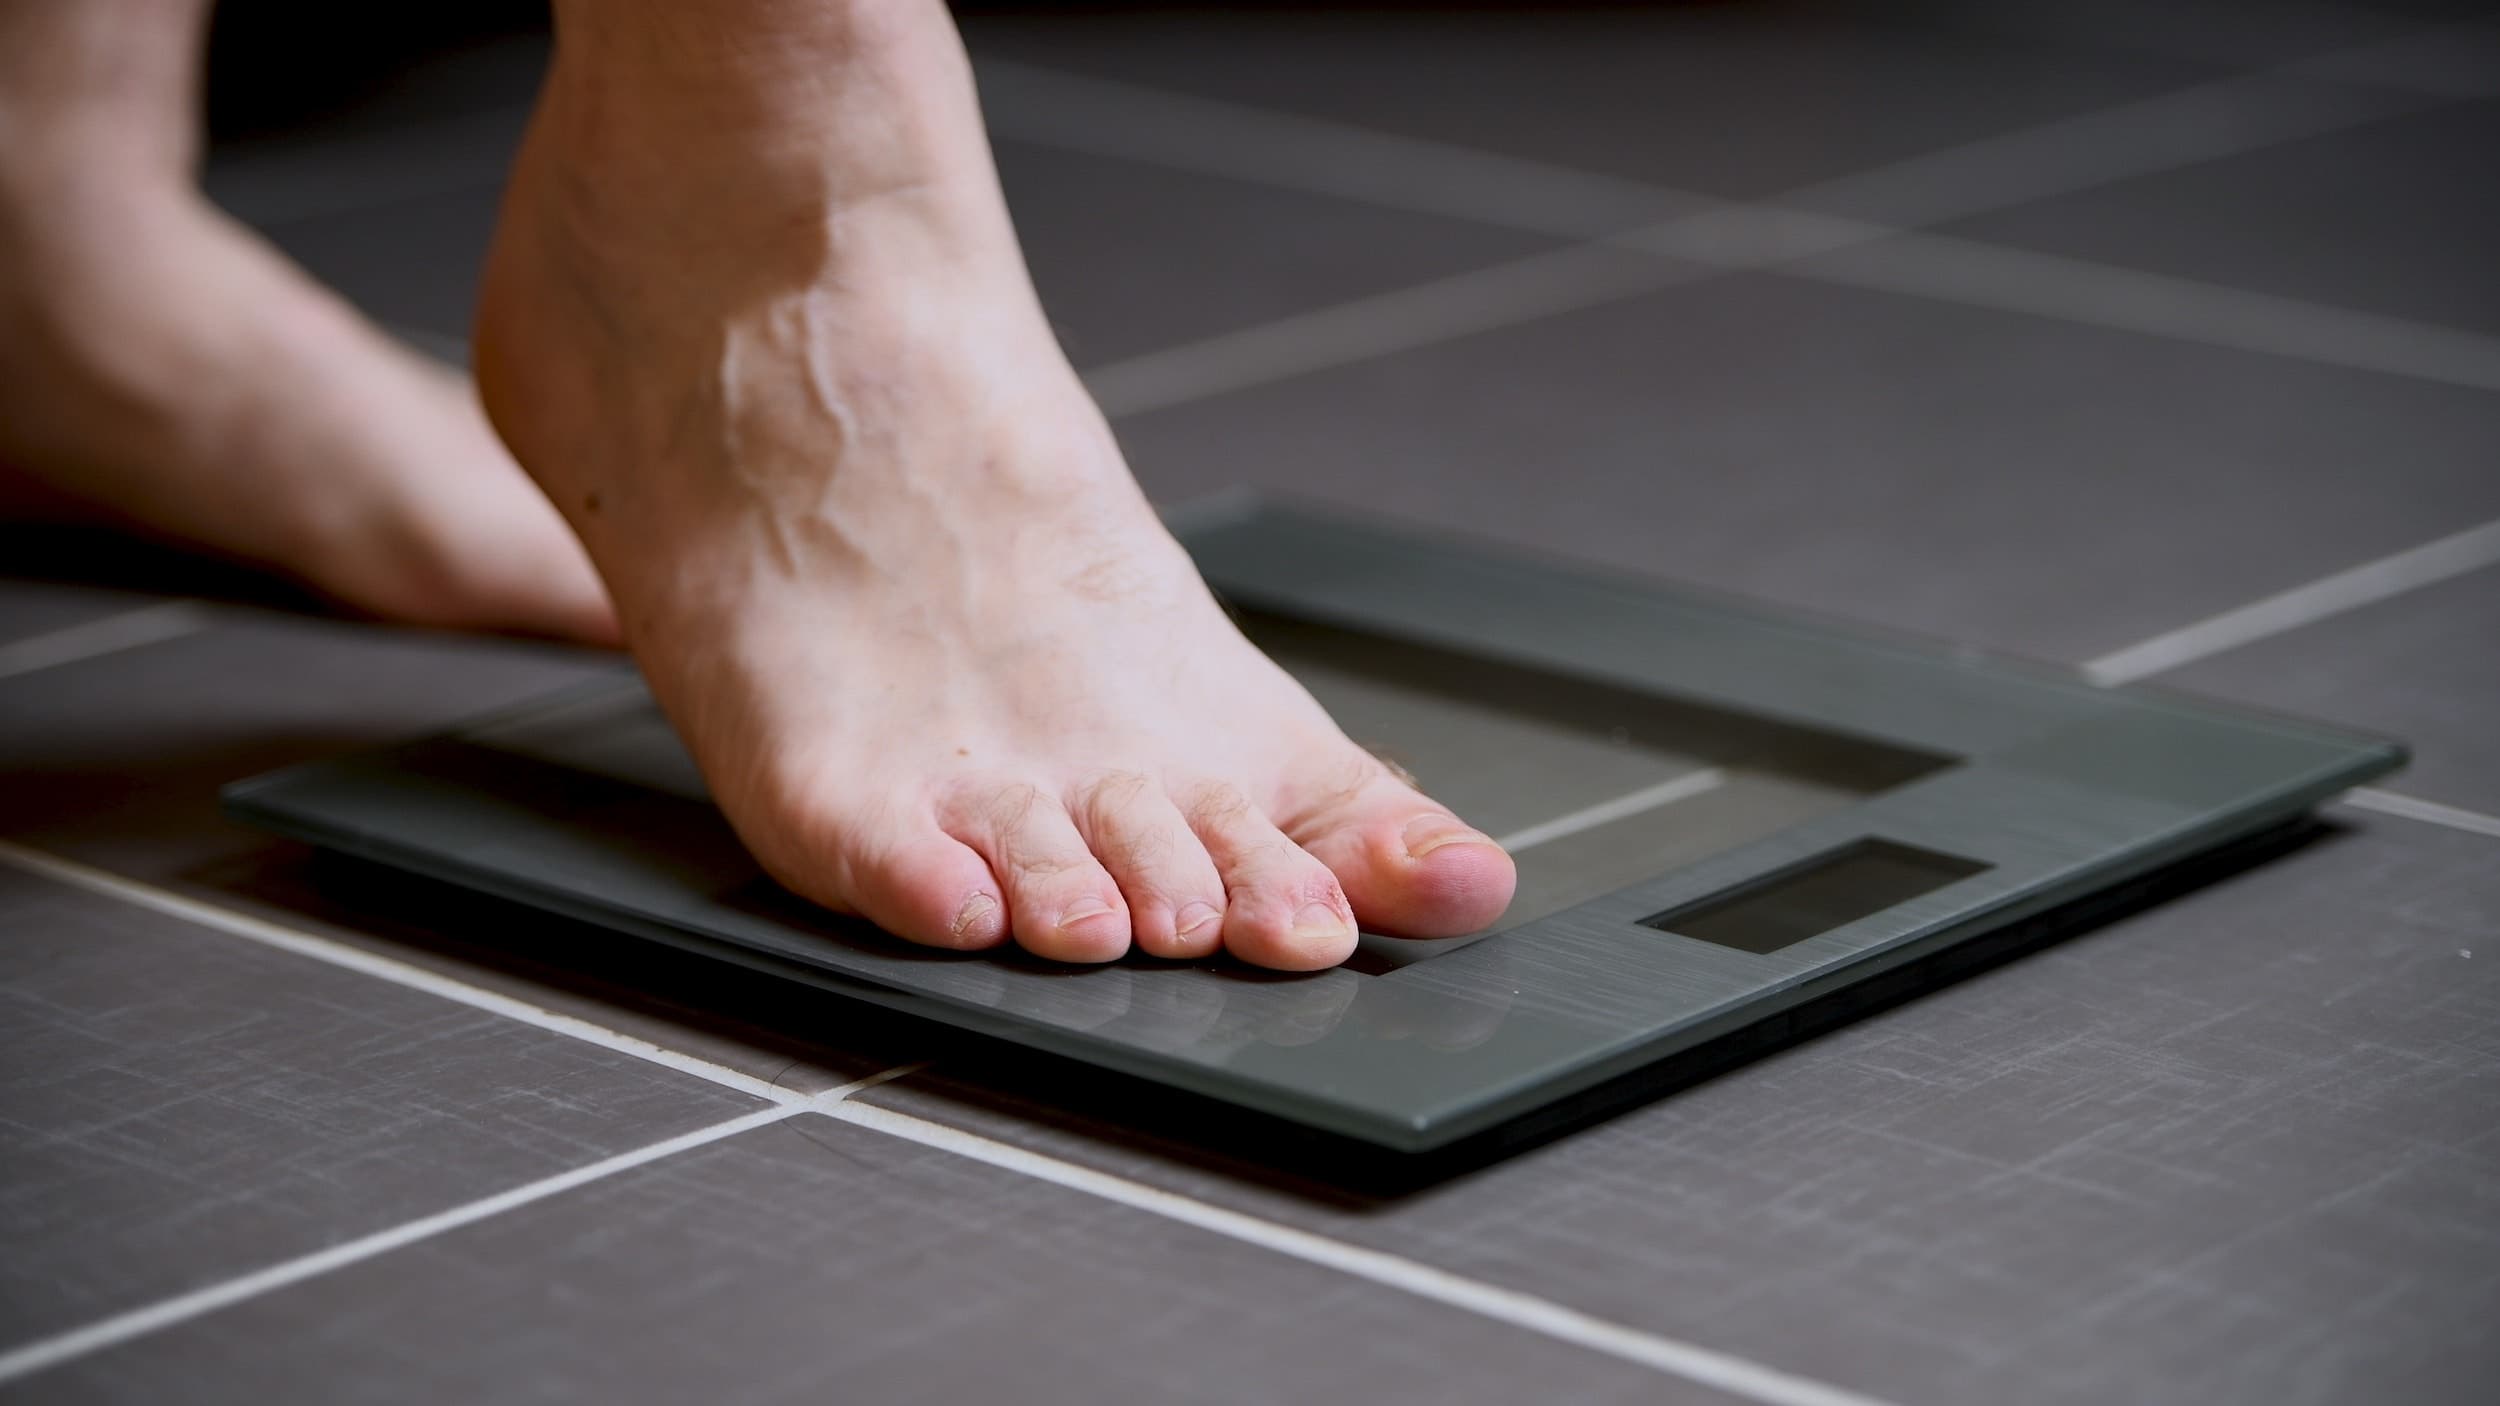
left=225, top=500, right=2404, bottom=1154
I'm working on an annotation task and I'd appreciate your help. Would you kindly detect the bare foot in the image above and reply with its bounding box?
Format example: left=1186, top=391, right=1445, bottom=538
left=0, top=179, right=617, bottom=642
left=477, top=4, right=1515, bottom=970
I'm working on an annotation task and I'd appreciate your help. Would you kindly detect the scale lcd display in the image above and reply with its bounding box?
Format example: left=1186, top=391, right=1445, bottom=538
left=1641, top=840, right=1989, bottom=955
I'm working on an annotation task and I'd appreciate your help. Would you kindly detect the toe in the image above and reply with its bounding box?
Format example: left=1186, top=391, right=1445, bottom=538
left=1180, top=781, right=1359, bottom=972
left=1282, top=757, right=1516, bottom=937
left=1069, top=773, right=1228, bottom=960
left=838, top=824, right=1011, bottom=952
left=948, top=782, right=1133, bottom=963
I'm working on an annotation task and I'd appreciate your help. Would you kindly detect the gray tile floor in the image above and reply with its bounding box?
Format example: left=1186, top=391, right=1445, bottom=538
left=3, top=4, right=2494, bottom=1403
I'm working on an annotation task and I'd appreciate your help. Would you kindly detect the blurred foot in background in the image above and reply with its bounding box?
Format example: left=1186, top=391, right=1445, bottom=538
left=0, top=0, right=617, bottom=641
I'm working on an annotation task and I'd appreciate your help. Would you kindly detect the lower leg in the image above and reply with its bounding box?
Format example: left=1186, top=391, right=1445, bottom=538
left=0, top=0, right=615, bottom=640
left=479, top=0, right=1515, bottom=969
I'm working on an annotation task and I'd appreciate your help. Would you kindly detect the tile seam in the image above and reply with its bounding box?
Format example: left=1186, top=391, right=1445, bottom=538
left=970, top=27, right=2493, bottom=413
left=824, top=1099, right=1906, bottom=1406
left=0, top=1064, right=927, bottom=1385
left=0, top=840, right=803, bottom=1105
left=0, top=602, right=214, bottom=683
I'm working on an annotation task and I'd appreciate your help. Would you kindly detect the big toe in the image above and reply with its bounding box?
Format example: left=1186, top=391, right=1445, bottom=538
left=1286, top=762, right=1516, bottom=937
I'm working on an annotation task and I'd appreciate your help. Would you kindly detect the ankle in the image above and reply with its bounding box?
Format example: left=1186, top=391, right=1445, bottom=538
left=541, top=0, right=970, bottom=157
left=529, top=0, right=993, bottom=224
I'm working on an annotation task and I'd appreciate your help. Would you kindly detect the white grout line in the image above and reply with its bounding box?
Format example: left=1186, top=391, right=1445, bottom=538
left=346, top=35, right=2496, bottom=422
left=2284, top=17, right=2500, bottom=99
left=1085, top=245, right=1699, bottom=417
left=2082, top=516, right=2500, bottom=684
left=1494, top=768, right=1730, bottom=854
left=0, top=27, right=2477, bottom=1397
left=204, top=102, right=533, bottom=229
left=2342, top=788, right=2500, bottom=842
left=0, top=602, right=212, bottom=683
left=0, top=1102, right=804, bottom=1387
left=826, top=1099, right=1903, bottom=1406
left=0, top=839, right=804, bottom=1106
left=0, top=1063, right=931, bottom=1387
left=1893, top=0, right=2411, bottom=74
left=1768, top=70, right=2422, bottom=230
left=2074, top=519, right=2500, bottom=847
left=986, top=27, right=2477, bottom=418
left=974, top=59, right=1694, bottom=240
left=1790, top=233, right=2500, bottom=393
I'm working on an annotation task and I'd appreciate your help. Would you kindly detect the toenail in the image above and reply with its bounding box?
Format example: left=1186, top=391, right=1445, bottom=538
left=1403, top=813, right=1491, bottom=859
left=950, top=893, right=998, bottom=941
left=1175, top=900, right=1222, bottom=937
left=1293, top=900, right=1352, bottom=939
left=1060, top=896, right=1117, bottom=928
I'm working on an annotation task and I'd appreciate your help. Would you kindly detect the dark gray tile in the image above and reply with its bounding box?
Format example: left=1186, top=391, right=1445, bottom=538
left=0, top=616, right=918, bottom=1095
left=2158, top=562, right=2500, bottom=815
left=0, top=583, right=166, bottom=650
left=0, top=529, right=331, bottom=618
left=256, top=183, right=505, bottom=339
left=0, top=615, right=613, bottom=877
left=10, top=1117, right=1724, bottom=1406
left=855, top=815, right=2500, bottom=1406
left=207, top=24, right=549, bottom=138
left=1945, top=101, right=2500, bottom=335
left=0, top=864, right=764, bottom=1349
left=1112, top=270, right=2500, bottom=663
left=964, top=6, right=2226, bottom=199
left=199, top=842, right=929, bottom=1101
left=1879, top=0, right=2416, bottom=70
left=1001, top=141, right=1561, bottom=366
left=201, top=34, right=542, bottom=229
left=204, top=101, right=530, bottom=235
left=250, top=139, right=1560, bottom=360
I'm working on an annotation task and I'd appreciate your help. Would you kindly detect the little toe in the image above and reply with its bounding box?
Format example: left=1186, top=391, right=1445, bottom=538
left=1070, top=773, right=1228, bottom=960
left=949, top=783, right=1133, bottom=963
left=1284, top=762, right=1516, bottom=937
left=1180, top=781, right=1359, bottom=972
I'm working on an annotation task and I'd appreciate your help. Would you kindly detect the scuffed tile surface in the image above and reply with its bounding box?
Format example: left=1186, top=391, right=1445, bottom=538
left=8, top=1117, right=1723, bottom=1406
left=861, top=817, right=2500, bottom=1405
left=1111, top=272, right=2500, bottom=662
left=2156, top=563, right=2500, bottom=815
left=0, top=866, right=764, bottom=1348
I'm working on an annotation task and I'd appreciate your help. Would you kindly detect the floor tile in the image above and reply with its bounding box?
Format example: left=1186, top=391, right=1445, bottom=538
left=0, top=531, right=329, bottom=620
left=2156, top=561, right=2500, bottom=815
left=1945, top=101, right=2500, bottom=334
left=179, top=845, right=931, bottom=1102
left=0, top=615, right=915, bottom=1096
left=856, top=813, right=2500, bottom=1406
left=0, top=583, right=167, bottom=652
left=963, top=6, right=2227, bottom=199
left=1001, top=141, right=1561, bottom=365
left=0, top=864, right=763, bottom=1350
left=0, top=615, right=612, bottom=878
left=29, top=8, right=2484, bottom=1402
left=249, top=138, right=1560, bottom=360
left=206, top=18, right=547, bottom=139
left=8, top=1116, right=1720, bottom=1406
left=1110, top=270, right=2500, bottom=663
left=201, top=33, right=542, bottom=229
left=1879, top=0, right=2412, bottom=70
left=255, top=183, right=507, bottom=340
